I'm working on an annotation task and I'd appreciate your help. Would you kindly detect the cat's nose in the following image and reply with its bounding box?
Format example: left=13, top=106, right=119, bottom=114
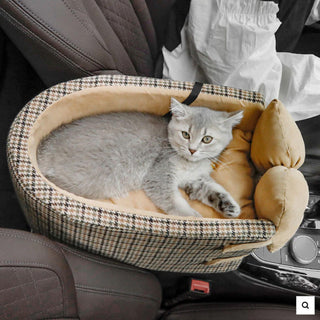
left=189, top=149, right=196, bottom=155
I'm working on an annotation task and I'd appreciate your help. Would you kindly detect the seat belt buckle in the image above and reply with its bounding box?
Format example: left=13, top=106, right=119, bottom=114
left=189, top=279, right=211, bottom=295
left=163, top=278, right=212, bottom=308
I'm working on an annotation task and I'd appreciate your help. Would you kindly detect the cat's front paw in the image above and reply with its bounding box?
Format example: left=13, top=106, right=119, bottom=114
left=208, top=192, right=241, bottom=218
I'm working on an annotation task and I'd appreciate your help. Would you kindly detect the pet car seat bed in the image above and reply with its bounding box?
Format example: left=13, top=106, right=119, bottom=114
left=7, top=75, right=308, bottom=273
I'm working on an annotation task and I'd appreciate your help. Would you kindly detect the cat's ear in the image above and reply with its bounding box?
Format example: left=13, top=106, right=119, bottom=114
left=170, top=98, right=188, bottom=119
left=223, top=110, right=244, bottom=127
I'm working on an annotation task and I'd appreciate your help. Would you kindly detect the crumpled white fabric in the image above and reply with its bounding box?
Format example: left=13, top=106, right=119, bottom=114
left=278, top=52, right=320, bottom=120
left=306, top=0, right=320, bottom=25
left=163, top=0, right=320, bottom=121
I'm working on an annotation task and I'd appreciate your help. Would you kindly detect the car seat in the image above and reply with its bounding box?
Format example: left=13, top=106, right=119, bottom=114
left=1, top=227, right=319, bottom=320
left=0, top=0, right=174, bottom=85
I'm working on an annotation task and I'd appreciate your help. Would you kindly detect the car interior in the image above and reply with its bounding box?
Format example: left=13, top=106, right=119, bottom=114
left=0, top=0, right=320, bottom=319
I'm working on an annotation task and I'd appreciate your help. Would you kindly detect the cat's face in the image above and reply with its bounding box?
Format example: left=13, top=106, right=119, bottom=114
left=168, top=98, right=243, bottom=162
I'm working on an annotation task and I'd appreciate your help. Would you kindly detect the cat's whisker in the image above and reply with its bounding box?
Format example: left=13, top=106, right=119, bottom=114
left=206, top=155, right=234, bottom=172
left=213, top=161, right=234, bottom=173
left=216, top=154, right=228, bottom=162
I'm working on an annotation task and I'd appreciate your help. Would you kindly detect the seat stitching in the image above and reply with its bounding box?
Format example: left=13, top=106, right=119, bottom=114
left=98, top=1, right=151, bottom=59
left=14, top=0, right=107, bottom=67
left=101, top=15, right=151, bottom=63
left=60, top=245, right=152, bottom=275
left=0, top=230, right=62, bottom=254
left=128, top=0, right=158, bottom=60
left=12, top=0, right=108, bottom=69
left=102, top=6, right=148, bottom=48
left=118, top=0, right=134, bottom=9
left=75, top=284, right=159, bottom=304
left=99, top=0, right=138, bottom=29
left=0, top=9, right=93, bottom=76
left=0, top=264, right=67, bottom=314
left=98, top=12, right=151, bottom=65
left=0, top=274, right=57, bottom=292
left=61, top=0, right=113, bottom=60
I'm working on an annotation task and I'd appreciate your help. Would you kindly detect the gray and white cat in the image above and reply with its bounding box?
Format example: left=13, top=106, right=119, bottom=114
left=37, top=98, right=243, bottom=218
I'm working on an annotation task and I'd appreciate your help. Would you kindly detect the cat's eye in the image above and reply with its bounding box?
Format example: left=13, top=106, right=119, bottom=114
left=202, top=136, right=213, bottom=144
left=182, top=131, right=190, bottom=139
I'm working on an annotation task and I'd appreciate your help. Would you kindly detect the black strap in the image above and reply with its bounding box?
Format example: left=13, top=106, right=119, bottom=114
left=164, top=82, right=203, bottom=120
left=182, top=82, right=203, bottom=105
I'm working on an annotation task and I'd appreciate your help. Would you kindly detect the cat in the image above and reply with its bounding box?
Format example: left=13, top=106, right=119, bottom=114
left=37, top=98, right=243, bottom=218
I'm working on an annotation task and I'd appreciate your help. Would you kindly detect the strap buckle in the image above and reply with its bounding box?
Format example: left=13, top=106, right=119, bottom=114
left=163, top=278, right=212, bottom=308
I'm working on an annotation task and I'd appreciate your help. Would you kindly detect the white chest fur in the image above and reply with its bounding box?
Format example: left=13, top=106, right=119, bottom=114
left=173, top=157, right=213, bottom=186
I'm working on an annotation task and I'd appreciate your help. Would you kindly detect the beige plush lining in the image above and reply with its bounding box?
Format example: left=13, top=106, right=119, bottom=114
left=29, top=85, right=264, bottom=220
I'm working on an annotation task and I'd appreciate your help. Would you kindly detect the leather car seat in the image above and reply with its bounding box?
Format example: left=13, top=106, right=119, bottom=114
left=2, top=227, right=320, bottom=320
left=0, top=228, right=162, bottom=320
left=0, top=0, right=174, bottom=86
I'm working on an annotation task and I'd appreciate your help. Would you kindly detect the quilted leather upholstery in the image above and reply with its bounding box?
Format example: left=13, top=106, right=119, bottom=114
left=0, top=228, right=162, bottom=320
left=96, top=0, right=156, bottom=75
left=0, top=228, right=78, bottom=319
left=0, top=0, right=160, bottom=85
left=0, top=268, right=64, bottom=320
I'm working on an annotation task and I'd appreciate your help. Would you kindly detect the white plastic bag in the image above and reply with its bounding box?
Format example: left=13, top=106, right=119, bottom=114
left=187, top=0, right=282, bottom=104
left=164, top=0, right=282, bottom=103
left=278, top=52, right=320, bottom=120
left=162, top=23, right=206, bottom=83
left=306, top=0, right=320, bottom=25
left=163, top=0, right=320, bottom=121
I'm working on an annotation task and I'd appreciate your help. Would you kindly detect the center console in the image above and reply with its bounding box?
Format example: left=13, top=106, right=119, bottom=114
left=240, top=194, right=320, bottom=295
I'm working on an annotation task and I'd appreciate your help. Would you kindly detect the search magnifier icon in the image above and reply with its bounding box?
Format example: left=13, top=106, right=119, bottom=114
left=297, top=296, right=315, bottom=315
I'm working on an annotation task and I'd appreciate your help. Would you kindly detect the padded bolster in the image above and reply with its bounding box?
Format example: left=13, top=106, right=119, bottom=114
left=251, top=99, right=305, bottom=172
left=254, top=166, right=309, bottom=252
left=0, top=228, right=78, bottom=319
left=59, top=243, right=162, bottom=320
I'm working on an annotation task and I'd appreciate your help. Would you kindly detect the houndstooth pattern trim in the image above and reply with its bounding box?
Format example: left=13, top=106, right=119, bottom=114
left=7, top=75, right=274, bottom=273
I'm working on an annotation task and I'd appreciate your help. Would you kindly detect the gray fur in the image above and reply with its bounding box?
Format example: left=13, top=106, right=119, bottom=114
left=37, top=98, right=243, bottom=218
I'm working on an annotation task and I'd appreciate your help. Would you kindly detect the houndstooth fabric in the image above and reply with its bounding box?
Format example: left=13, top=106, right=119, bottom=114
left=7, top=75, right=274, bottom=273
